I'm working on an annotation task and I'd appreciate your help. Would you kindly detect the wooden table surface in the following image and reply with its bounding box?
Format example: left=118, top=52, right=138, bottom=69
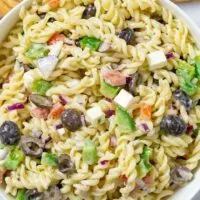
left=0, top=0, right=21, bottom=16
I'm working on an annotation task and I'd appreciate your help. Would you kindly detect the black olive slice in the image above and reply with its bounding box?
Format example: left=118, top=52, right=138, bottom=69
left=41, top=186, right=62, bottom=200
left=82, top=4, right=96, bottom=19
left=75, top=39, right=80, bottom=47
left=57, top=154, right=76, bottom=174
left=61, top=109, right=82, bottom=132
left=170, top=166, right=193, bottom=185
left=118, top=28, right=135, bottom=44
left=20, top=136, right=44, bottom=157
left=25, top=189, right=42, bottom=200
left=127, top=72, right=142, bottom=95
left=29, top=94, right=53, bottom=108
left=173, top=89, right=192, bottom=111
left=160, top=115, right=187, bottom=136
left=0, top=121, right=20, bottom=145
left=48, top=17, right=56, bottom=23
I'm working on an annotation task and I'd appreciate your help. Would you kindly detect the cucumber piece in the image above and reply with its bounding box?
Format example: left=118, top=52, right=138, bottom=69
left=100, top=79, right=120, bottom=99
left=3, top=147, right=24, bottom=170
left=83, top=140, right=97, bottom=165
left=115, top=106, right=135, bottom=132
left=41, top=152, right=57, bottom=167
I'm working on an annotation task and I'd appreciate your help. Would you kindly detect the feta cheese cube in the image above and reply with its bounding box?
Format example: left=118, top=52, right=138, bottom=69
left=23, top=71, right=34, bottom=88
left=0, top=149, right=8, bottom=160
left=48, top=41, right=63, bottom=56
left=86, top=106, right=105, bottom=126
left=57, top=128, right=65, bottom=136
left=114, top=89, right=134, bottom=109
left=147, top=50, right=167, bottom=70
left=36, top=55, right=58, bottom=79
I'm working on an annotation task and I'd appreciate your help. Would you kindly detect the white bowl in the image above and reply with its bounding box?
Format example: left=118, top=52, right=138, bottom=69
left=1, top=0, right=200, bottom=199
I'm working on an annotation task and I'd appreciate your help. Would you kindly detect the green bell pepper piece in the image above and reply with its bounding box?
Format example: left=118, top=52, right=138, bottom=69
left=137, top=159, right=152, bottom=178
left=83, top=140, right=97, bottom=165
left=3, top=147, right=24, bottom=170
left=41, top=152, right=57, bottom=167
left=16, top=189, right=27, bottom=200
left=141, top=146, right=152, bottom=161
left=193, top=56, right=200, bottom=80
left=80, top=36, right=102, bottom=51
left=176, top=60, right=198, bottom=96
left=137, top=146, right=152, bottom=178
left=26, top=43, right=49, bottom=60
left=31, top=79, right=52, bottom=95
left=115, top=106, right=135, bottom=132
left=100, top=79, right=120, bottom=99
left=180, top=79, right=198, bottom=96
left=176, top=60, right=195, bottom=81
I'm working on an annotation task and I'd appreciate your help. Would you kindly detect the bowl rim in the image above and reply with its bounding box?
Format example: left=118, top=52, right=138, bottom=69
left=0, top=0, right=32, bottom=45
left=0, top=0, right=200, bottom=199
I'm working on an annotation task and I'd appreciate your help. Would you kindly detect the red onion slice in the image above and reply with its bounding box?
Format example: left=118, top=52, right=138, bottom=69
left=136, top=179, right=149, bottom=191
left=141, top=123, right=150, bottom=133
left=126, top=76, right=132, bottom=84
left=42, top=136, right=52, bottom=143
left=110, top=135, right=117, bottom=147
left=7, top=103, right=24, bottom=111
left=187, top=124, right=194, bottom=133
left=55, top=124, right=63, bottom=130
left=100, top=160, right=109, bottom=165
left=166, top=52, right=175, bottom=59
left=59, top=95, right=68, bottom=105
left=32, top=129, right=43, bottom=138
left=105, top=110, right=115, bottom=118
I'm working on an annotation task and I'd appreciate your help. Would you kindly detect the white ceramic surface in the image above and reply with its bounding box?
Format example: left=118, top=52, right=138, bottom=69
left=1, top=0, right=200, bottom=199
left=178, top=2, right=200, bottom=28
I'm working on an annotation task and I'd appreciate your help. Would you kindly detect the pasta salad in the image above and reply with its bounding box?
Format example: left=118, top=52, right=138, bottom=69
left=0, top=0, right=200, bottom=199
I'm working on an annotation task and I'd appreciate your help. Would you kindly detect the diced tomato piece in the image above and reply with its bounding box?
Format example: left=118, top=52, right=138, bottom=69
left=48, top=0, right=59, bottom=9
left=119, top=174, right=128, bottom=183
left=49, top=102, right=64, bottom=119
left=102, top=70, right=126, bottom=86
left=143, top=174, right=154, bottom=185
left=31, top=108, right=49, bottom=120
left=48, top=33, right=64, bottom=45
left=140, top=104, right=152, bottom=120
left=0, top=170, right=6, bottom=184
